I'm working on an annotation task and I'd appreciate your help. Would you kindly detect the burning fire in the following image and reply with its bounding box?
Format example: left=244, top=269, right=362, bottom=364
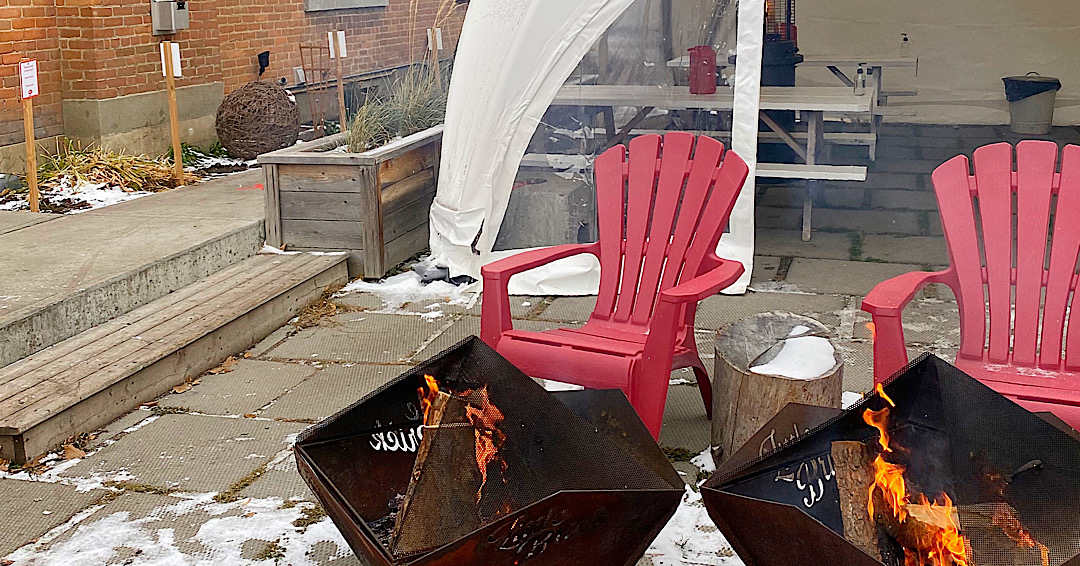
left=992, top=505, right=1050, bottom=566
left=866, top=322, right=877, bottom=342
left=464, top=386, right=508, bottom=504
left=863, top=390, right=970, bottom=566
left=417, top=374, right=440, bottom=423
left=416, top=375, right=509, bottom=508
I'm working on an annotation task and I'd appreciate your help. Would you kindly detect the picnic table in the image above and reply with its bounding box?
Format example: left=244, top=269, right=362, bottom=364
left=546, top=84, right=872, bottom=240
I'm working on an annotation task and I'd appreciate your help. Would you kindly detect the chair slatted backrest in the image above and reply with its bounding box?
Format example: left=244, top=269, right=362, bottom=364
left=590, top=132, right=748, bottom=332
left=932, top=141, right=1080, bottom=369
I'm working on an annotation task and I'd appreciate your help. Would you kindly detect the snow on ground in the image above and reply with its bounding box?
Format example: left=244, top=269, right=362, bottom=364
left=750, top=326, right=836, bottom=380
left=337, top=257, right=478, bottom=314
left=3, top=494, right=350, bottom=566
left=0, top=178, right=152, bottom=213
left=644, top=446, right=743, bottom=566
left=645, top=486, right=743, bottom=566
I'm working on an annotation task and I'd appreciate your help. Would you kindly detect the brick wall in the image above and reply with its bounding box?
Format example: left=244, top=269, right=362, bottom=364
left=0, top=0, right=63, bottom=146
left=0, top=0, right=465, bottom=150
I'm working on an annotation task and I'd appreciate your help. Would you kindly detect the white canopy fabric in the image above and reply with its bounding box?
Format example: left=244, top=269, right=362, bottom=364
left=430, top=0, right=763, bottom=295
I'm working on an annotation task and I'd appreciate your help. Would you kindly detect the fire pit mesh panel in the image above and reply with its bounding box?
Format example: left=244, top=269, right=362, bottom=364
left=702, top=354, right=1080, bottom=566
left=296, top=336, right=682, bottom=565
left=388, top=341, right=676, bottom=559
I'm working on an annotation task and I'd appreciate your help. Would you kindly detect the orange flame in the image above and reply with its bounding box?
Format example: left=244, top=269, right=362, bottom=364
left=992, top=505, right=1050, bottom=566
left=866, top=322, right=878, bottom=342
left=417, top=374, right=440, bottom=424
left=876, top=383, right=896, bottom=408
left=863, top=404, right=969, bottom=566
left=464, top=386, right=507, bottom=505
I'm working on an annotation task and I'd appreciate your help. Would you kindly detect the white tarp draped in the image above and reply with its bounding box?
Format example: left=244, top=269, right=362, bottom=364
left=431, top=0, right=763, bottom=295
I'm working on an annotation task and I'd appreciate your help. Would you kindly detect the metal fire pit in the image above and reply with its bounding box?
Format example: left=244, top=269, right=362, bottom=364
left=702, top=354, right=1080, bottom=566
left=295, top=336, right=683, bottom=566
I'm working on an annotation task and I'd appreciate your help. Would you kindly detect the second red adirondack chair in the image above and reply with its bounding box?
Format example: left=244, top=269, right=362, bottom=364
left=481, top=133, right=750, bottom=439
left=863, top=141, right=1080, bottom=430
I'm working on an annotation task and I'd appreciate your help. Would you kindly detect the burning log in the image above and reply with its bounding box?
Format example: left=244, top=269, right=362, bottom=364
left=390, top=390, right=485, bottom=558
left=832, top=440, right=885, bottom=561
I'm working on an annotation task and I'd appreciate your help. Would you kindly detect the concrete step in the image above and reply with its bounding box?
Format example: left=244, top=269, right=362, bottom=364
left=0, top=170, right=266, bottom=369
left=0, top=252, right=348, bottom=464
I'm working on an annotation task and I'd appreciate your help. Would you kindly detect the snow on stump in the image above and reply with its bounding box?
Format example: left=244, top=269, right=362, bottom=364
left=711, top=312, right=843, bottom=467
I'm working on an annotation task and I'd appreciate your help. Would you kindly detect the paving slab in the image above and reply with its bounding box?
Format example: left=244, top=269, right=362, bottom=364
left=755, top=229, right=853, bottom=260
left=250, top=325, right=296, bottom=358
left=657, top=385, right=712, bottom=454
left=84, top=408, right=158, bottom=450
left=784, top=258, right=922, bottom=296
left=853, top=299, right=960, bottom=346
left=60, top=413, right=306, bottom=493
left=536, top=296, right=596, bottom=322
left=835, top=339, right=874, bottom=393
left=0, top=211, right=59, bottom=236
left=264, top=312, right=440, bottom=364
left=0, top=478, right=104, bottom=556
left=158, top=359, right=318, bottom=416
left=240, top=451, right=315, bottom=501
left=694, top=292, right=846, bottom=332
left=860, top=234, right=949, bottom=265
left=402, top=296, right=483, bottom=316
left=7, top=489, right=353, bottom=565
left=261, top=364, right=408, bottom=422
left=330, top=292, right=385, bottom=311
left=411, top=316, right=573, bottom=361
left=507, top=296, right=548, bottom=318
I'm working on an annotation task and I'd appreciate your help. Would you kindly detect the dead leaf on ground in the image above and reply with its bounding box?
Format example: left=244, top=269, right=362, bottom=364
left=243, top=351, right=252, bottom=359
left=63, top=444, right=86, bottom=460
left=243, top=511, right=256, bottom=518
left=243, top=413, right=257, bottom=419
left=207, top=356, right=240, bottom=375
left=140, top=401, right=158, bottom=408
left=171, top=383, right=192, bottom=394
left=0, top=459, right=9, bottom=472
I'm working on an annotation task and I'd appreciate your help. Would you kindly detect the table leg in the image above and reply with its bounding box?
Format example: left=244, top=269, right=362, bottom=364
left=803, top=111, right=825, bottom=242
left=827, top=65, right=855, bottom=88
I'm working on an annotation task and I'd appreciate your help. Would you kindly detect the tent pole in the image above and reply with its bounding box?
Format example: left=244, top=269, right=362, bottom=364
left=660, top=0, right=673, bottom=64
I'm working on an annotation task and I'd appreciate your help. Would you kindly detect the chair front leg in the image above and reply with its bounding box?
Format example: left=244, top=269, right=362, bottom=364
left=634, top=298, right=684, bottom=440
left=870, top=312, right=909, bottom=385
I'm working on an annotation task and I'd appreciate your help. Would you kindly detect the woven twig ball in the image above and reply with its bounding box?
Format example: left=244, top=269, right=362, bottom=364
left=215, top=81, right=300, bottom=160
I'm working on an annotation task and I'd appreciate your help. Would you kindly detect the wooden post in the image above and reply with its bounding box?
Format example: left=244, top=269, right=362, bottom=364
left=162, top=41, right=184, bottom=184
left=22, top=97, right=38, bottom=213
left=18, top=58, right=40, bottom=213
left=333, top=32, right=348, bottom=130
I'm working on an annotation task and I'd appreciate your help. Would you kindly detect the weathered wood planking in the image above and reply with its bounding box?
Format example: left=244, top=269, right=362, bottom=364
left=280, top=191, right=365, bottom=222
left=281, top=219, right=367, bottom=250
left=259, top=125, right=442, bottom=278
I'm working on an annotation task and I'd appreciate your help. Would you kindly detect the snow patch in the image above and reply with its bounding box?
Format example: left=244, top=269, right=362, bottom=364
left=337, top=259, right=477, bottom=312
left=750, top=326, right=836, bottom=380
left=645, top=486, right=743, bottom=566
left=690, top=446, right=716, bottom=475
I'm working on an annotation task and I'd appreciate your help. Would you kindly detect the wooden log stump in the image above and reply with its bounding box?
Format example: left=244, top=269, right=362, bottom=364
left=712, top=312, right=843, bottom=467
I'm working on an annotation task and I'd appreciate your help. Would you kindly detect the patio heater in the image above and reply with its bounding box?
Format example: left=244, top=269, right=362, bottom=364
left=761, top=0, right=802, bottom=87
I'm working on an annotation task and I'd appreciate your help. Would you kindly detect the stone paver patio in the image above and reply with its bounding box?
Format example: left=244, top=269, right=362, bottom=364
left=0, top=228, right=961, bottom=565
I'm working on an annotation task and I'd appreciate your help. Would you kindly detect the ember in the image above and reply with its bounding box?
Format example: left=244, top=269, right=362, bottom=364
left=990, top=505, right=1049, bottom=566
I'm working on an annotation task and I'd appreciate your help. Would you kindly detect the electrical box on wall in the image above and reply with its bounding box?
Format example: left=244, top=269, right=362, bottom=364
left=151, top=0, right=190, bottom=36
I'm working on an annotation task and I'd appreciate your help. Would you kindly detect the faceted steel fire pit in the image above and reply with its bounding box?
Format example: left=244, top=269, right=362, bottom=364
left=295, top=336, right=682, bottom=566
left=702, top=354, right=1080, bottom=566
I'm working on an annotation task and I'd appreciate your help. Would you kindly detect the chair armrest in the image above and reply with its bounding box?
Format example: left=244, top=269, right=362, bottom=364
left=861, top=270, right=951, bottom=317
left=481, top=243, right=601, bottom=282
left=480, top=243, right=600, bottom=348
left=658, top=259, right=745, bottom=304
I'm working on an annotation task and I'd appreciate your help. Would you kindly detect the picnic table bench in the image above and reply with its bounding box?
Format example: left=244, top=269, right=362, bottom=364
left=546, top=84, right=871, bottom=240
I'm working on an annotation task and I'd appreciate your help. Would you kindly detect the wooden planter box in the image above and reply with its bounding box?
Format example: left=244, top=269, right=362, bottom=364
left=259, top=125, right=442, bottom=278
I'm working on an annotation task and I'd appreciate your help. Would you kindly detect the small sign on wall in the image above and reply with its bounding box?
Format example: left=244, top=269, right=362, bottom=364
left=159, top=42, right=182, bottom=78
left=328, top=31, right=347, bottom=58
left=427, top=28, right=443, bottom=51
left=19, top=59, right=39, bottom=99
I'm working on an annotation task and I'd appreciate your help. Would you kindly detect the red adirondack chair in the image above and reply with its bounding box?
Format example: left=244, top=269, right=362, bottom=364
left=863, top=141, right=1080, bottom=429
left=481, top=132, right=750, bottom=439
